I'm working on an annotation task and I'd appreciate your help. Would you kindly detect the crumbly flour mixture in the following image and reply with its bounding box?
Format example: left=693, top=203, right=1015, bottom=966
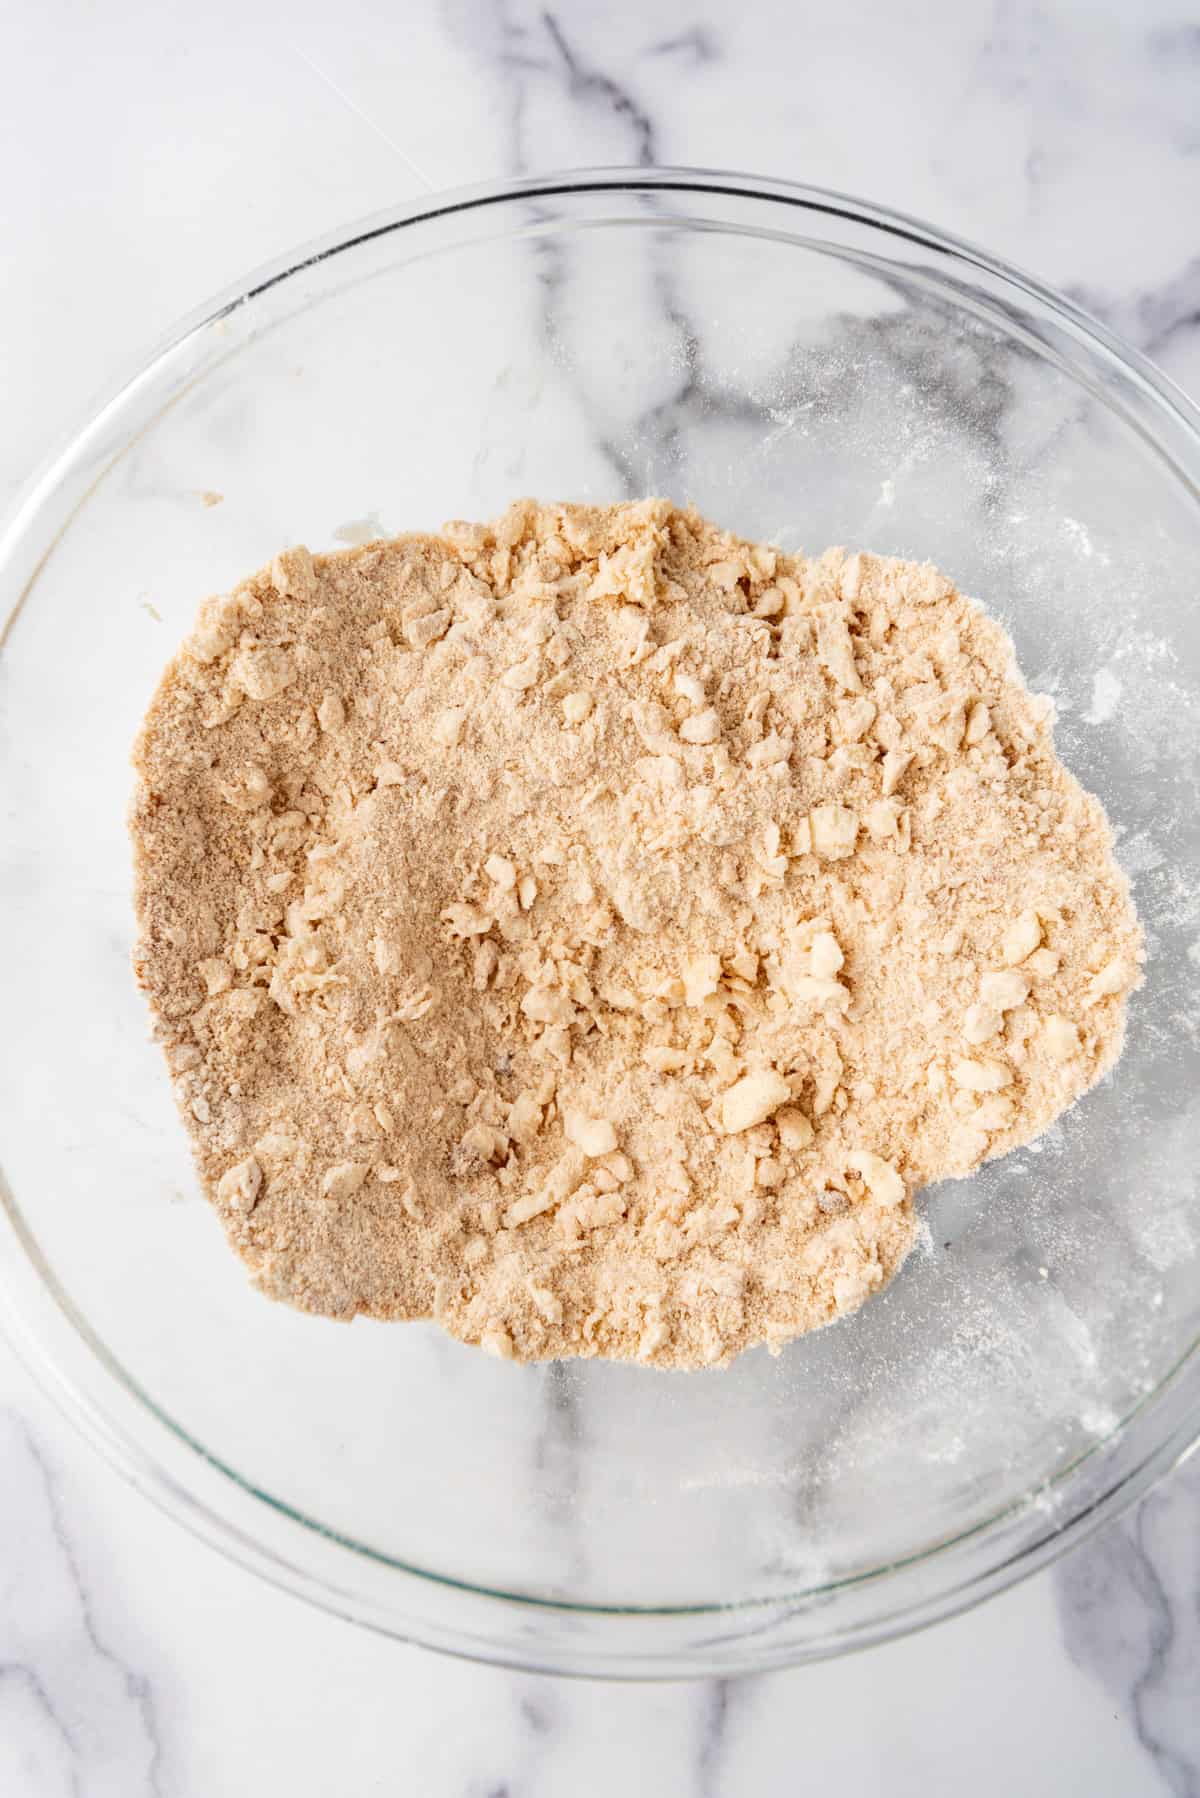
left=131, top=500, right=1142, bottom=1368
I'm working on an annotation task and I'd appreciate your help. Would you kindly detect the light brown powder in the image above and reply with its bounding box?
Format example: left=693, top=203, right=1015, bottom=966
left=130, top=500, right=1142, bottom=1368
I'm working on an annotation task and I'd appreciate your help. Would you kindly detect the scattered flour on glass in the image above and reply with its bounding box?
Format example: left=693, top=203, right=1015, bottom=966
left=677, top=1463, right=781, bottom=1493
left=333, top=512, right=389, bottom=547
left=1082, top=666, right=1122, bottom=726
left=1061, top=515, right=1111, bottom=566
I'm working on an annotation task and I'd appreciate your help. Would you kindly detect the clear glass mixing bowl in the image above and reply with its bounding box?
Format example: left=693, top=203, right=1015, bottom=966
left=2, top=170, right=1199, bottom=1677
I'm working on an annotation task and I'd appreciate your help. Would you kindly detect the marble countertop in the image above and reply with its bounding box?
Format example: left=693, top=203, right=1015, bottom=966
left=3, top=2, right=1198, bottom=1791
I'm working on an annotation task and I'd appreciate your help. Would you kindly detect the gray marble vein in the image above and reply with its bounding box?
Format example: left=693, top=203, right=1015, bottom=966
left=1056, top=1450, right=1200, bottom=1798
left=0, top=1414, right=165, bottom=1798
left=444, top=0, right=676, bottom=175
left=646, top=27, right=719, bottom=67
left=1066, top=256, right=1200, bottom=364
left=540, top=12, right=658, bottom=166
left=694, top=1677, right=733, bottom=1798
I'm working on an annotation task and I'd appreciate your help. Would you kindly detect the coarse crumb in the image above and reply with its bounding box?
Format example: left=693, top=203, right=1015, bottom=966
left=130, top=501, right=1143, bottom=1368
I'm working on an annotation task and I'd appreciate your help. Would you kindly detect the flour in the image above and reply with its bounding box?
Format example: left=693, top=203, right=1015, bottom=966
left=130, top=501, right=1142, bottom=1368
left=1083, top=666, right=1122, bottom=725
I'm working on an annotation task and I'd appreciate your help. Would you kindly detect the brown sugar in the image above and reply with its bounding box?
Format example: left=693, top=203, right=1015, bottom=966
left=130, top=500, right=1142, bottom=1367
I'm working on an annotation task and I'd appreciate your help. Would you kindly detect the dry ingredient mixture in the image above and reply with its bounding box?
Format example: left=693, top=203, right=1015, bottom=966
left=131, top=500, right=1143, bottom=1368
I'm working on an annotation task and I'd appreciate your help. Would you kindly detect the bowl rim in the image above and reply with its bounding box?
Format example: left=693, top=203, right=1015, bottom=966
left=2, top=163, right=1199, bottom=1674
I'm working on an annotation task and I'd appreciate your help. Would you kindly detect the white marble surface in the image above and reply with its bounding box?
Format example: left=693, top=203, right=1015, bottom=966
left=3, top=0, right=1199, bottom=1790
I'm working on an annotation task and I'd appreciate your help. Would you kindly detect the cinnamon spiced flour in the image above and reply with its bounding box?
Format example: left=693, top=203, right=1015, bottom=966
left=130, top=501, right=1142, bottom=1367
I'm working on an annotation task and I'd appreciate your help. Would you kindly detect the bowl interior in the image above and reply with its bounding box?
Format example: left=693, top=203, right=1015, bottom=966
left=2, top=177, right=1199, bottom=1656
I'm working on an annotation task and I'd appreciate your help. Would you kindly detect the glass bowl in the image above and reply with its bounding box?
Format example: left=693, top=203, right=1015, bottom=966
left=2, top=169, right=1199, bottom=1678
